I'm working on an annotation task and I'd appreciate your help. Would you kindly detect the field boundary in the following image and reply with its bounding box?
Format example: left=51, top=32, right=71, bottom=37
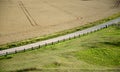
left=0, top=17, right=120, bottom=56
left=0, top=12, right=120, bottom=50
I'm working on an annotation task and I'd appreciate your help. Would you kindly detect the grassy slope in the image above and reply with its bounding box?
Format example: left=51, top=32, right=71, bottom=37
left=0, top=12, right=120, bottom=50
left=0, top=25, right=120, bottom=72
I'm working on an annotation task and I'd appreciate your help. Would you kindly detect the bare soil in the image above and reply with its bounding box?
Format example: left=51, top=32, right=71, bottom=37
left=0, top=0, right=120, bottom=44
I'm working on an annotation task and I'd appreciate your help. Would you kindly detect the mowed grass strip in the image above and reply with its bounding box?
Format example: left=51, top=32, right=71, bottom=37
left=0, top=25, right=120, bottom=72
left=0, top=12, right=120, bottom=50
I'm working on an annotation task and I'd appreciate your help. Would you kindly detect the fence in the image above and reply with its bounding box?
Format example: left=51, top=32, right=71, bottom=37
left=1, top=22, right=119, bottom=56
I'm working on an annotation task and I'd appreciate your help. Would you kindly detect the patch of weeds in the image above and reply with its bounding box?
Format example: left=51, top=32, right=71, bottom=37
left=44, top=61, right=61, bottom=68
left=0, top=56, right=12, bottom=60
left=51, top=47, right=57, bottom=50
left=81, top=42, right=99, bottom=48
left=101, top=41, right=120, bottom=47
left=54, top=61, right=61, bottom=66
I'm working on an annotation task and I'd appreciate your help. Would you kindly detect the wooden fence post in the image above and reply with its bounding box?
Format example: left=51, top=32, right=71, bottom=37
left=5, top=52, right=8, bottom=57
left=52, top=42, right=53, bottom=45
left=15, top=50, right=17, bottom=54
left=24, top=48, right=25, bottom=52
left=31, top=47, right=34, bottom=50
left=45, top=43, right=47, bottom=46
left=106, top=25, right=108, bottom=28
left=39, top=45, right=41, bottom=48
left=63, top=39, right=65, bottom=42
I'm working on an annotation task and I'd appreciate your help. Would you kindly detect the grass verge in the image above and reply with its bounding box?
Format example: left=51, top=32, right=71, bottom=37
left=0, top=12, right=120, bottom=50
left=0, top=25, right=120, bottom=72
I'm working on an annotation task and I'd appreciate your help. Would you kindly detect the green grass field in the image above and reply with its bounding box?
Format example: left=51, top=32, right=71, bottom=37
left=0, top=25, right=120, bottom=72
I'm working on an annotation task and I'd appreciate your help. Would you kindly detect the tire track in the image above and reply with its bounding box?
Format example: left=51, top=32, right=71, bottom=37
left=18, top=0, right=38, bottom=26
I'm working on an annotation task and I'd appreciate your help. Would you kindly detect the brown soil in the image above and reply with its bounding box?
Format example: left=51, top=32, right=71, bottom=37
left=0, top=0, right=120, bottom=45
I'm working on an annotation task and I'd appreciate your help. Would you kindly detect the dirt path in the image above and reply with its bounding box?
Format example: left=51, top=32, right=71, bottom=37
left=0, top=17, right=120, bottom=56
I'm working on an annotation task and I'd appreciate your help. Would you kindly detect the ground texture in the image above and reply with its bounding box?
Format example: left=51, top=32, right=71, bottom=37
left=0, top=25, right=120, bottom=72
left=0, top=0, right=120, bottom=44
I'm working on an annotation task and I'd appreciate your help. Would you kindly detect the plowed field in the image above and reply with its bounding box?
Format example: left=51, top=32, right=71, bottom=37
left=0, top=0, right=120, bottom=44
